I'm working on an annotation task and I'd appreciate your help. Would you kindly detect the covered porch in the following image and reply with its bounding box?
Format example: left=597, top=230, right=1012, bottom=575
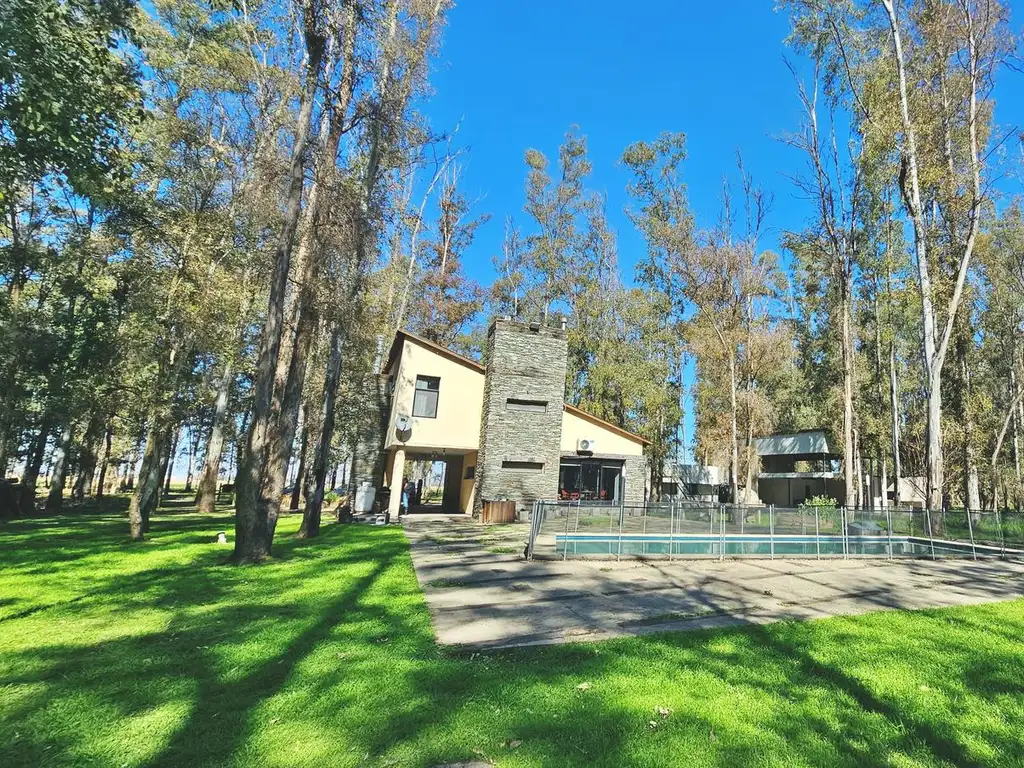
left=384, top=446, right=477, bottom=518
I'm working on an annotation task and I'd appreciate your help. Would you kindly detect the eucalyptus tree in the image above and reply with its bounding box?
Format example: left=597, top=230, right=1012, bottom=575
left=0, top=0, right=142, bottom=202
left=124, top=0, right=270, bottom=538
left=982, top=202, right=1024, bottom=507
left=400, top=166, right=488, bottom=346
left=621, top=133, right=692, bottom=493
left=780, top=0, right=1015, bottom=510
left=878, top=0, right=1012, bottom=509
left=624, top=134, right=781, bottom=506
left=236, top=0, right=453, bottom=554
left=0, top=0, right=143, bottom=484
left=780, top=0, right=878, bottom=510
left=491, top=216, right=526, bottom=320
left=520, top=128, right=593, bottom=325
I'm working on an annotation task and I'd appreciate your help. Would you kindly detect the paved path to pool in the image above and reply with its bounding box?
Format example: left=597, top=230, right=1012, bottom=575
left=403, top=515, right=1024, bottom=649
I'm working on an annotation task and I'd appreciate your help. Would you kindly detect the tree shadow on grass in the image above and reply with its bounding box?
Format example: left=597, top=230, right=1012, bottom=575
left=6, top=514, right=1024, bottom=768
left=640, top=609, right=1024, bottom=768
left=748, top=623, right=987, bottom=767
left=1, top=523, right=410, bottom=767
left=379, top=603, right=1024, bottom=767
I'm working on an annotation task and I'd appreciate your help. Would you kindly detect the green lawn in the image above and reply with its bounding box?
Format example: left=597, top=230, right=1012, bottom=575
left=2, top=496, right=1024, bottom=767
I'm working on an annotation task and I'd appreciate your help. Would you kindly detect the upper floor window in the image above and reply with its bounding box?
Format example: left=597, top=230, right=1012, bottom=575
left=413, top=375, right=440, bottom=418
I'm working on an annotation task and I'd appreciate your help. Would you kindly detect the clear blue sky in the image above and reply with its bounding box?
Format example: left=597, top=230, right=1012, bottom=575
left=185, top=2, right=1024, bottom=478
left=422, top=0, right=1024, bottom=288
left=407, top=0, right=1023, bottom=466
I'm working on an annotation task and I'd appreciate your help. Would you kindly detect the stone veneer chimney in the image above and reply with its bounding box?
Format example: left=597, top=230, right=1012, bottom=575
left=473, top=319, right=568, bottom=516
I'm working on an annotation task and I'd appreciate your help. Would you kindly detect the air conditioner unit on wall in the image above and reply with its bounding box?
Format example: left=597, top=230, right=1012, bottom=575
left=577, top=438, right=596, bottom=453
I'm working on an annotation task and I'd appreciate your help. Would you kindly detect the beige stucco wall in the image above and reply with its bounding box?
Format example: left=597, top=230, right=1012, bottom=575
left=559, top=409, right=645, bottom=456
left=385, top=340, right=484, bottom=451
left=459, top=449, right=477, bottom=514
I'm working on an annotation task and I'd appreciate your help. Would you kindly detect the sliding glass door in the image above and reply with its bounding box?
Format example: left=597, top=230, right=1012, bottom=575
left=559, top=458, right=624, bottom=502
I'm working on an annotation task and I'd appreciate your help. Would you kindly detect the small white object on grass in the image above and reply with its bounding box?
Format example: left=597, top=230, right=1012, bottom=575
left=217, top=532, right=228, bottom=544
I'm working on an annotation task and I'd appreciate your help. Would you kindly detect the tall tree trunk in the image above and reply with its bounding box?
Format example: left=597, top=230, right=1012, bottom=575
left=130, top=343, right=180, bottom=538
left=253, top=4, right=360, bottom=547
left=959, top=339, right=981, bottom=511
left=854, top=428, right=863, bottom=510
left=45, top=423, right=73, bottom=514
left=234, top=24, right=326, bottom=563
left=184, top=425, right=200, bottom=493
left=882, top=0, right=940, bottom=510
left=290, top=408, right=308, bottom=511
left=128, top=422, right=167, bottom=541
left=880, top=455, right=888, bottom=511
left=1012, top=367, right=1022, bottom=504
left=873, top=286, right=887, bottom=511
left=841, top=280, right=856, bottom=509
left=300, top=325, right=344, bottom=539
left=96, top=422, right=113, bottom=498
left=743, top=374, right=755, bottom=502
left=22, top=418, right=51, bottom=496
left=125, top=426, right=144, bottom=492
left=882, top=0, right=983, bottom=511
left=163, top=423, right=181, bottom=494
left=72, top=413, right=103, bottom=500
left=728, top=354, right=739, bottom=510
left=991, top=379, right=1024, bottom=510
left=889, top=343, right=902, bottom=507
left=196, top=357, right=233, bottom=513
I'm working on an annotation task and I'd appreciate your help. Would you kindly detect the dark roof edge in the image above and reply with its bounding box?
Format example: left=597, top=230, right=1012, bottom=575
left=387, top=329, right=486, bottom=374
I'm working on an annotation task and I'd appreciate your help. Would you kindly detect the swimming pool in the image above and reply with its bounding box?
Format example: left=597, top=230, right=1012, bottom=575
left=553, top=534, right=989, bottom=558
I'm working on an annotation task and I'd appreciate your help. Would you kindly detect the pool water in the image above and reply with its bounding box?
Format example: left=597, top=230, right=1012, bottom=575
left=554, top=535, right=979, bottom=557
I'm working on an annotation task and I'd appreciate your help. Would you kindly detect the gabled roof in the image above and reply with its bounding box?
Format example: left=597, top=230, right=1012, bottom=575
left=563, top=403, right=651, bottom=446
left=385, top=329, right=485, bottom=375
left=388, top=330, right=650, bottom=447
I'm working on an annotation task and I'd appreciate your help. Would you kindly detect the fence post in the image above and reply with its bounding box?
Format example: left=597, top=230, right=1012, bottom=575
left=532, top=500, right=541, bottom=560
left=815, top=506, right=820, bottom=560
left=669, top=500, right=675, bottom=562
left=561, top=501, right=571, bottom=561
left=616, top=503, right=624, bottom=561
left=965, top=508, right=977, bottom=561
left=527, top=501, right=535, bottom=560
left=842, top=507, right=848, bottom=560
left=925, top=509, right=936, bottom=560
left=885, top=506, right=893, bottom=561
left=720, top=504, right=725, bottom=561
left=770, top=504, right=775, bottom=560
left=998, top=507, right=1006, bottom=559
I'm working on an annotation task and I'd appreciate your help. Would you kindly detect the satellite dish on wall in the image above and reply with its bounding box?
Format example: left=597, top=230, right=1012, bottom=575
left=394, top=414, right=412, bottom=439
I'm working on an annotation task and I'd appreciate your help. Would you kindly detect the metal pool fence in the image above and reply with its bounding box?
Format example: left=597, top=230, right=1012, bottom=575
left=526, top=501, right=1024, bottom=561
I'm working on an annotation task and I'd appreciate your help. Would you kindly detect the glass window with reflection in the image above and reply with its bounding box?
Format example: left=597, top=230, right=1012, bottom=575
left=558, top=458, right=623, bottom=502
left=412, top=375, right=440, bottom=418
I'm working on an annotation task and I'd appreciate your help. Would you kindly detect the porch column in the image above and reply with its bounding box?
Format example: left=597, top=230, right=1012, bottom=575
left=389, top=447, right=405, bottom=518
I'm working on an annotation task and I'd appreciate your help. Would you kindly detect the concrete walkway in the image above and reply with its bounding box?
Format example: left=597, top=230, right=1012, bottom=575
left=404, top=515, right=1024, bottom=649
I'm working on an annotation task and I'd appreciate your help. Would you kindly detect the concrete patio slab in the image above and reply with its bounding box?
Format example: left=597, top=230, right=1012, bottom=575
left=403, top=515, right=1024, bottom=649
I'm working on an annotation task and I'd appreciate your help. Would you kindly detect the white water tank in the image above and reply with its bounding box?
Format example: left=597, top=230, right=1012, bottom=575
left=354, top=482, right=376, bottom=513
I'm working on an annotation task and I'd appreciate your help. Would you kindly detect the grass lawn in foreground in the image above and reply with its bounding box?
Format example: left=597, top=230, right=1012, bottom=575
left=2, top=495, right=1024, bottom=767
